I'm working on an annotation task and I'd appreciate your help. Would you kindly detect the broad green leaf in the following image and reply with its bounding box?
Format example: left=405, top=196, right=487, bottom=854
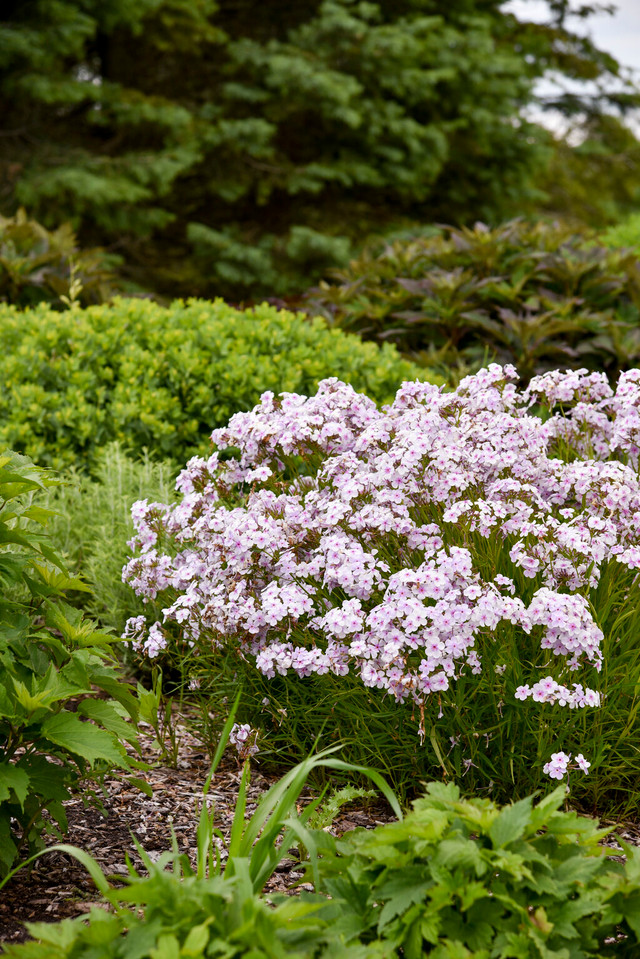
left=89, top=671, right=138, bottom=719
left=150, top=932, right=180, bottom=959
left=433, top=838, right=487, bottom=877
left=22, top=504, right=55, bottom=526
left=376, top=868, right=434, bottom=932
left=0, top=683, right=18, bottom=720
left=0, top=815, right=18, bottom=872
left=15, top=755, right=70, bottom=803
left=488, top=796, right=533, bottom=849
left=0, top=526, right=37, bottom=549
left=78, top=699, right=137, bottom=744
left=0, top=763, right=30, bottom=808
left=126, top=776, right=153, bottom=798
left=181, top=922, right=211, bottom=956
left=40, top=711, right=127, bottom=766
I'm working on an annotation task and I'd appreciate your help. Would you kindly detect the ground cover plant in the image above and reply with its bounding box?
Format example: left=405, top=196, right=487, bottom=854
left=310, top=782, right=640, bottom=957
left=0, top=297, right=426, bottom=472
left=302, top=219, right=640, bottom=382
left=0, top=450, right=141, bottom=877
left=124, top=365, right=640, bottom=810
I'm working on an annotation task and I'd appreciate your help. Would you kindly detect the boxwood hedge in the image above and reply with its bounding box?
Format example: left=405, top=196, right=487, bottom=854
left=0, top=297, right=428, bottom=470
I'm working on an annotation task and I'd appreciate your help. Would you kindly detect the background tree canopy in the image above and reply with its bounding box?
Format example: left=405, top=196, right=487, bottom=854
left=1, top=0, right=639, bottom=299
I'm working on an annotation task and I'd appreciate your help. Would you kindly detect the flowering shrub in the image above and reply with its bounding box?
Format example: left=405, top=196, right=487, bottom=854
left=123, top=365, right=640, bottom=803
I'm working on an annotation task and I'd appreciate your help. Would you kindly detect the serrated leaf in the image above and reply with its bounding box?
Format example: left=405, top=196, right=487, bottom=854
left=40, top=711, right=127, bottom=767
left=435, top=838, right=488, bottom=878
left=488, top=796, right=533, bottom=849
left=11, top=677, right=52, bottom=713
left=0, top=526, right=37, bottom=549
left=0, top=683, right=18, bottom=720
left=78, top=699, right=138, bottom=745
left=376, top=867, right=433, bottom=932
left=127, top=776, right=153, bottom=798
left=22, top=504, right=55, bottom=526
left=0, top=763, right=30, bottom=807
left=0, top=814, right=18, bottom=871
left=16, top=755, right=71, bottom=803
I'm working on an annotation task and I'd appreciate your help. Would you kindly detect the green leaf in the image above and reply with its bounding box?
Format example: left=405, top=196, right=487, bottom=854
left=433, top=838, right=487, bottom=877
left=11, top=677, right=52, bottom=714
left=126, top=776, right=153, bottom=798
left=40, top=711, right=127, bottom=767
left=150, top=933, right=181, bottom=959
left=0, top=763, right=30, bottom=808
left=15, top=755, right=71, bottom=803
left=376, top=868, right=434, bottom=932
left=0, top=814, right=18, bottom=872
left=488, top=796, right=533, bottom=849
left=78, top=699, right=138, bottom=745
left=181, top=922, right=211, bottom=956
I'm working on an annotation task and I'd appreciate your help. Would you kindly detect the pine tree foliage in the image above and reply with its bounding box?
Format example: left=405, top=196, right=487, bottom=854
left=1, top=0, right=637, bottom=298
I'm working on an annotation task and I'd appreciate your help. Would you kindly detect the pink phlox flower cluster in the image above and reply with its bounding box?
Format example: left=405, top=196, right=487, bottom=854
left=122, top=616, right=167, bottom=659
left=515, top=676, right=600, bottom=707
left=123, top=365, right=640, bottom=755
left=529, top=368, right=640, bottom=470
left=543, top=750, right=591, bottom=779
left=229, top=722, right=260, bottom=758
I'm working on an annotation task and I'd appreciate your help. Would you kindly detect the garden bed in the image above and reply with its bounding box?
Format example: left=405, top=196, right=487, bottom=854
left=0, top=717, right=395, bottom=946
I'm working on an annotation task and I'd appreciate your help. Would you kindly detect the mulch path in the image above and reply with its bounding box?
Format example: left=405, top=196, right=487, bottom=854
left=0, top=717, right=396, bottom=947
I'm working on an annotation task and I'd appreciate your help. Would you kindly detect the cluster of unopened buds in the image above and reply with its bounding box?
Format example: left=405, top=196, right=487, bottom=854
left=122, top=365, right=640, bottom=778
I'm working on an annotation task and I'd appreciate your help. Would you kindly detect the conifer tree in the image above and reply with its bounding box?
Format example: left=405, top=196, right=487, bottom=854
left=1, top=0, right=637, bottom=298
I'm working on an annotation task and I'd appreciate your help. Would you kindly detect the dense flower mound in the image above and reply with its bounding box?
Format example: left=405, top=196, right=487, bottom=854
left=123, top=365, right=640, bottom=778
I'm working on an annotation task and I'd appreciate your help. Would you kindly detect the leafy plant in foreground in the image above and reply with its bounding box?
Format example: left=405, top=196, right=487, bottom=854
left=312, top=782, right=640, bottom=957
left=7, top=743, right=640, bottom=956
left=0, top=696, right=400, bottom=958
left=0, top=450, right=140, bottom=876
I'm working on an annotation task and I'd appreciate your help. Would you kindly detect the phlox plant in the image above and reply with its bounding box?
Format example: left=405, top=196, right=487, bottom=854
left=123, top=365, right=640, bottom=809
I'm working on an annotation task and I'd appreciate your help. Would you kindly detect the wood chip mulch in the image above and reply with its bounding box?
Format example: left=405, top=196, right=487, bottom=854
left=0, top=718, right=396, bottom=947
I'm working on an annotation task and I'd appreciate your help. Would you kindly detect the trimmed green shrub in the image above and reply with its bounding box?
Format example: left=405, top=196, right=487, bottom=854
left=600, top=212, right=640, bottom=256
left=0, top=209, right=120, bottom=309
left=0, top=297, right=429, bottom=471
left=303, top=219, right=640, bottom=381
left=0, top=450, right=140, bottom=877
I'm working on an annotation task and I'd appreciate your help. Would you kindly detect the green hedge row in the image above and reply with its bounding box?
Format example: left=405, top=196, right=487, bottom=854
left=0, top=298, right=428, bottom=471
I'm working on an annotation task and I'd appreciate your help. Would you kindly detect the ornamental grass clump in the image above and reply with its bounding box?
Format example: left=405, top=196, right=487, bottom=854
left=124, top=365, right=640, bottom=807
